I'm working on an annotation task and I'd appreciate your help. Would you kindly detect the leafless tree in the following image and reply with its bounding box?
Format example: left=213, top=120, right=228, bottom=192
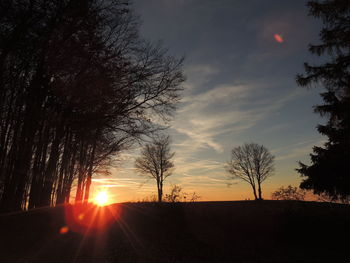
left=271, top=185, right=306, bottom=201
left=165, top=184, right=183, bottom=203
left=226, top=143, right=274, bottom=200
left=135, top=135, right=174, bottom=202
left=0, top=0, right=184, bottom=211
left=164, top=184, right=201, bottom=203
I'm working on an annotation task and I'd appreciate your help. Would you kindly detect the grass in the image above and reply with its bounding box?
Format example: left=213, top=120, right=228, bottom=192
left=0, top=200, right=349, bottom=262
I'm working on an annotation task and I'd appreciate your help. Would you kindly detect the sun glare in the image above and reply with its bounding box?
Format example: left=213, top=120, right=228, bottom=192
left=94, top=191, right=109, bottom=206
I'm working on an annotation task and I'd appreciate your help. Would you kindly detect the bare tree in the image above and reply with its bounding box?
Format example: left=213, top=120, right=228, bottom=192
left=271, top=185, right=306, bottom=201
left=165, top=184, right=183, bottom=203
left=0, top=0, right=184, bottom=211
left=226, top=143, right=274, bottom=200
left=135, top=135, right=174, bottom=202
left=164, top=184, right=201, bottom=203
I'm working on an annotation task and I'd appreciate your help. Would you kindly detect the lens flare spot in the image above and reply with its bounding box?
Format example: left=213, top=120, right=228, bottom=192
left=274, top=34, right=284, bottom=43
left=94, top=191, right=108, bottom=206
left=78, top=213, right=85, bottom=221
left=59, top=226, right=69, bottom=234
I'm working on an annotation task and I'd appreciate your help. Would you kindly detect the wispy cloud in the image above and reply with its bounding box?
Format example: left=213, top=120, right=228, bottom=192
left=176, top=175, right=228, bottom=188
left=92, top=177, right=150, bottom=190
left=173, top=156, right=224, bottom=175
left=172, top=80, right=304, bottom=154
left=273, top=139, right=325, bottom=161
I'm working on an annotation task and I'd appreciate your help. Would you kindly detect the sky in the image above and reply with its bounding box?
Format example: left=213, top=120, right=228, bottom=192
left=91, top=0, right=326, bottom=203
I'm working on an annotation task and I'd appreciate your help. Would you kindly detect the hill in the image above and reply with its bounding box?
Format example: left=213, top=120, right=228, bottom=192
left=1, top=200, right=349, bottom=263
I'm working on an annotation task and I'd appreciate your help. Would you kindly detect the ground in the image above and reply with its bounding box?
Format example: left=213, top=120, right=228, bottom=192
left=0, top=200, right=349, bottom=263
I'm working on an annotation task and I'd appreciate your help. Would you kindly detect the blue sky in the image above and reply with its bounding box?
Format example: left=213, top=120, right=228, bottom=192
left=92, top=0, right=326, bottom=202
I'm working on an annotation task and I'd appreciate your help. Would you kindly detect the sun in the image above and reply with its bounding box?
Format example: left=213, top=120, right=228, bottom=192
left=94, top=191, right=109, bottom=206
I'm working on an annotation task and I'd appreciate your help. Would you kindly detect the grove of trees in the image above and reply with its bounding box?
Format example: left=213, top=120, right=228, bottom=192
left=296, top=0, right=350, bottom=200
left=0, top=0, right=184, bottom=211
left=135, top=135, right=175, bottom=202
left=226, top=143, right=274, bottom=200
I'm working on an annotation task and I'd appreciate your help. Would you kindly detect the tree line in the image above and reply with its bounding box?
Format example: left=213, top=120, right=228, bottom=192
left=0, top=0, right=184, bottom=211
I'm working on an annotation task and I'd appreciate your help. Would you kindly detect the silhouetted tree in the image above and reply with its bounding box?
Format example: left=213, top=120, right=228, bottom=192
left=135, top=135, right=174, bottom=202
left=296, top=0, right=350, bottom=200
left=164, top=184, right=201, bottom=203
left=0, top=0, right=184, bottom=211
left=165, top=184, right=183, bottom=203
left=226, top=143, right=274, bottom=200
left=271, top=185, right=306, bottom=201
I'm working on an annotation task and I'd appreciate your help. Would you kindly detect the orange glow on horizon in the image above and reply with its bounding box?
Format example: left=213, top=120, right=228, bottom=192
left=274, top=34, right=284, bottom=43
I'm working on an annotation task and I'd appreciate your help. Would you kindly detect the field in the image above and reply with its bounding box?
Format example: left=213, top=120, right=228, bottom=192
left=1, top=200, right=349, bottom=263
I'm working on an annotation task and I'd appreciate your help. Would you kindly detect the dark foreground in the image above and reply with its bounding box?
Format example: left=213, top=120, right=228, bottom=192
left=0, top=200, right=349, bottom=263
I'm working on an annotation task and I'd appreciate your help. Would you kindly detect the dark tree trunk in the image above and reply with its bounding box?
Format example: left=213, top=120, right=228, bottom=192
left=156, top=179, right=162, bottom=202
left=258, top=183, right=263, bottom=200
left=83, top=141, right=96, bottom=203
left=55, top=131, right=71, bottom=205
left=251, top=184, right=258, bottom=200
left=41, top=125, right=62, bottom=206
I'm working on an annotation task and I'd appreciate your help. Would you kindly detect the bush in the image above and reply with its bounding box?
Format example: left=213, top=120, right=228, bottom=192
left=271, top=185, right=306, bottom=201
left=164, top=184, right=201, bottom=203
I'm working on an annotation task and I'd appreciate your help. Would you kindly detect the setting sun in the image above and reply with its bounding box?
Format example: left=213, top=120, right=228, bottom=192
left=94, top=191, right=109, bottom=206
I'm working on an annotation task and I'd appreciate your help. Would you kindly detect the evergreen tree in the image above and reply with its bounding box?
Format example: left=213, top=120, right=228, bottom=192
left=296, top=0, right=350, bottom=200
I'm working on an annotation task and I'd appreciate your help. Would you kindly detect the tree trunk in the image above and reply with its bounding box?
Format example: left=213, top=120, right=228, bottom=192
left=41, top=124, right=63, bottom=206
left=83, top=141, right=96, bottom=203
left=251, top=184, right=258, bottom=200
left=258, top=183, right=263, bottom=200
left=157, top=179, right=162, bottom=202
left=75, top=142, right=87, bottom=203
left=160, top=181, right=163, bottom=202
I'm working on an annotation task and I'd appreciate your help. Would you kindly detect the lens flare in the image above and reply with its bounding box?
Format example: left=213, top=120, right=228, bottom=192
left=274, top=34, right=284, bottom=43
left=94, top=191, right=108, bottom=206
left=63, top=203, right=121, bottom=235
left=59, top=226, right=69, bottom=234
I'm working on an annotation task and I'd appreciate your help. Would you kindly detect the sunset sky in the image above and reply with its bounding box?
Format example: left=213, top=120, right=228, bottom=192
left=91, top=0, right=325, bottom=203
